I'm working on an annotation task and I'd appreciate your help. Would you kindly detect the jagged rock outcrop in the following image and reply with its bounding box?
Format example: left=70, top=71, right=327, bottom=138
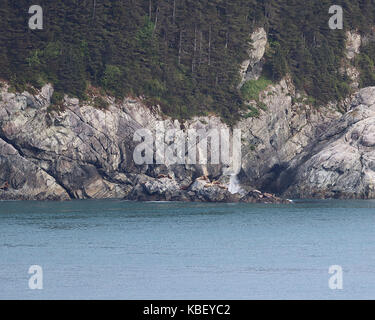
left=0, top=81, right=287, bottom=203
left=2, top=80, right=375, bottom=201
left=237, top=78, right=341, bottom=193
left=239, top=27, right=267, bottom=86
left=345, top=30, right=362, bottom=60
left=341, top=30, right=362, bottom=89
left=235, top=28, right=375, bottom=199
left=127, top=174, right=288, bottom=203
left=283, top=87, right=375, bottom=199
left=0, top=84, right=139, bottom=200
left=0, top=137, right=69, bottom=200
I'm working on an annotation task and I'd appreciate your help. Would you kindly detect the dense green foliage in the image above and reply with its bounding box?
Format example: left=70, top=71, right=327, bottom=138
left=0, top=0, right=375, bottom=122
left=356, top=41, right=375, bottom=87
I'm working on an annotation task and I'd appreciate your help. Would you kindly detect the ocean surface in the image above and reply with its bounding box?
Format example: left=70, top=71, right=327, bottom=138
left=0, top=200, right=375, bottom=300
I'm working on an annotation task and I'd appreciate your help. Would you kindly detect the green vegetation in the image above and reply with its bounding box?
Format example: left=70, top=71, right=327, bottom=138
left=92, top=96, right=110, bottom=111
left=241, top=77, right=272, bottom=101
left=48, top=91, right=65, bottom=113
left=0, top=0, right=375, bottom=123
left=292, top=94, right=317, bottom=106
left=258, top=102, right=268, bottom=111
left=244, top=104, right=261, bottom=118
left=356, top=41, right=375, bottom=88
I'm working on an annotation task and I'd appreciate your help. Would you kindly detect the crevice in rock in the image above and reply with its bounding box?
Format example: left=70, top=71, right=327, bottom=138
left=0, top=132, right=73, bottom=199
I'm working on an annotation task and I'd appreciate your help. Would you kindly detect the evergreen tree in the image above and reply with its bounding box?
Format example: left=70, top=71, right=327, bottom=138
left=0, top=0, right=375, bottom=122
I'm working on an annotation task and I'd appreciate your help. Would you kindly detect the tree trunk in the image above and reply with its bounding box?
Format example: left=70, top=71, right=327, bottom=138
left=192, top=25, right=197, bottom=73
left=178, top=30, right=182, bottom=65
left=173, top=0, right=176, bottom=24
left=208, top=25, right=212, bottom=66
left=153, top=7, right=159, bottom=35
left=199, top=31, right=203, bottom=65
left=92, top=0, right=97, bottom=20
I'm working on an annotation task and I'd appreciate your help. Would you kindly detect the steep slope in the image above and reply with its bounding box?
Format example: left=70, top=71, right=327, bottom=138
left=1, top=1, right=375, bottom=122
left=1, top=23, right=375, bottom=201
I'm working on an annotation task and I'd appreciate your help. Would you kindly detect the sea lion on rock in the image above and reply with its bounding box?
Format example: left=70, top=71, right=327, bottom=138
left=0, top=181, right=9, bottom=191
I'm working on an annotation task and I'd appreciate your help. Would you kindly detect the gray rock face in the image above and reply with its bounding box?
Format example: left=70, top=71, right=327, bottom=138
left=0, top=137, right=69, bottom=200
left=0, top=83, right=142, bottom=200
left=341, top=31, right=362, bottom=89
left=283, top=87, right=375, bottom=199
left=1, top=79, right=375, bottom=201
left=1, top=82, right=281, bottom=202
left=345, top=30, right=361, bottom=60
left=237, top=79, right=341, bottom=193
left=127, top=174, right=287, bottom=203
left=239, top=27, right=267, bottom=86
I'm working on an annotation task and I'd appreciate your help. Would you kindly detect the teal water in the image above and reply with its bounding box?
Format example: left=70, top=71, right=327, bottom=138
left=0, top=200, right=375, bottom=300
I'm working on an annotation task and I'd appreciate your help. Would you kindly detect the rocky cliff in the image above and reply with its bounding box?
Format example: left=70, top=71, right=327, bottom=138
left=1, top=28, right=375, bottom=202
left=0, top=82, right=289, bottom=202
left=283, top=87, right=375, bottom=199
